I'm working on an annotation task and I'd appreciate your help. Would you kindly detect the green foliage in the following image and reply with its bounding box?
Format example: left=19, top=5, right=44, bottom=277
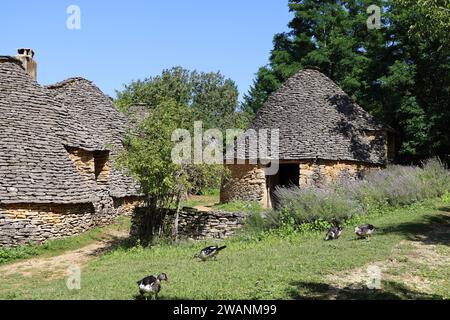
left=116, top=66, right=249, bottom=131
left=275, top=186, right=362, bottom=225
left=115, top=67, right=248, bottom=198
left=200, top=188, right=220, bottom=197
left=0, top=244, right=39, bottom=264
left=243, top=0, right=450, bottom=161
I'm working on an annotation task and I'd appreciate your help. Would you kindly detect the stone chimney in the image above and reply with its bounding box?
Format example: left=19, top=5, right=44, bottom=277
left=16, top=48, right=37, bottom=80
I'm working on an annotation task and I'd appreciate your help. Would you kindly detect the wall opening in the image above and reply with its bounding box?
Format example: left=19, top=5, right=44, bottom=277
left=268, top=163, right=300, bottom=208
left=94, top=151, right=110, bottom=184
left=278, top=164, right=300, bottom=187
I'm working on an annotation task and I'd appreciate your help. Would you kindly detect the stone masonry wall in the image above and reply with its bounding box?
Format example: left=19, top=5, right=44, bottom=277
left=177, top=210, right=246, bottom=240
left=130, top=208, right=247, bottom=242
left=220, top=164, right=267, bottom=205
left=299, top=160, right=382, bottom=186
left=66, top=147, right=95, bottom=182
left=94, top=151, right=110, bottom=186
left=113, top=197, right=145, bottom=216
left=0, top=197, right=143, bottom=247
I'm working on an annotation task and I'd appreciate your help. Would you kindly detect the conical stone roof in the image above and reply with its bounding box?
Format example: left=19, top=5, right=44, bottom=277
left=233, top=68, right=389, bottom=164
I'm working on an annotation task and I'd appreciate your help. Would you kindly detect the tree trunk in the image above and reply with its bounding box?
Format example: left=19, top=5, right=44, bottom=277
left=174, top=191, right=182, bottom=242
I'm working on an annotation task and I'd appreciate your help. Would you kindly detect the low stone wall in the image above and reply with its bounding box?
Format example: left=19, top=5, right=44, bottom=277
left=177, top=209, right=246, bottom=240
left=130, top=208, right=247, bottom=242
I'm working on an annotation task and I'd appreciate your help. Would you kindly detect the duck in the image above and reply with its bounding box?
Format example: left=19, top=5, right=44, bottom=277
left=355, top=224, right=375, bottom=239
left=325, top=226, right=343, bottom=241
left=137, top=273, right=168, bottom=300
left=194, top=245, right=227, bottom=261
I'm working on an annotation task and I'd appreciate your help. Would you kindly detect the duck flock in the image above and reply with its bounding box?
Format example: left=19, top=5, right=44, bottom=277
left=136, top=224, right=375, bottom=300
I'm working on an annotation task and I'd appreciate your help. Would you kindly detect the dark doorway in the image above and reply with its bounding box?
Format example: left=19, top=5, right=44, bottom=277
left=278, top=163, right=300, bottom=188
left=268, top=163, right=300, bottom=208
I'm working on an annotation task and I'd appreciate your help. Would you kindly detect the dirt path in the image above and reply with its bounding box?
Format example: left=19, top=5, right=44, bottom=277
left=193, top=205, right=213, bottom=212
left=0, top=230, right=128, bottom=280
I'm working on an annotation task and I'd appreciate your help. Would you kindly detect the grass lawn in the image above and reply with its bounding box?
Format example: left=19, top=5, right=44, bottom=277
left=0, top=199, right=448, bottom=300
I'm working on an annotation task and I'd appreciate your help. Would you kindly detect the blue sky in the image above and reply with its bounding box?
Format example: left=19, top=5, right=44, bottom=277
left=0, top=1, right=293, bottom=100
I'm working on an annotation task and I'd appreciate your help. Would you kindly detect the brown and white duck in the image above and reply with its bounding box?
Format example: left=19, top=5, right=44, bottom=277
left=137, top=273, right=168, bottom=300
left=355, top=224, right=375, bottom=239
left=325, top=226, right=343, bottom=241
left=194, top=245, right=227, bottom=261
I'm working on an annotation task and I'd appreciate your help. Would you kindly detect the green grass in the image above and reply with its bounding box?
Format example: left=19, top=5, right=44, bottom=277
left=179, top=192, right=264, bottom=215
left=211, top=200, right=265, bottom=214
left=0, top=216, right=131, bottom=265
left=180, top=194, right=220, bottom=209
left=0, top=198, right=448, bottom=300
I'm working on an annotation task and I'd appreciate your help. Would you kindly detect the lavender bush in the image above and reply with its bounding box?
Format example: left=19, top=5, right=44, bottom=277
left=274, top=158, right=450, bottom=227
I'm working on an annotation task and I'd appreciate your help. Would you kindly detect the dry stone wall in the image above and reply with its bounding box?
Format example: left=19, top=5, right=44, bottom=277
left=221, top=160, right=383, bottom=207
left=0, top=197, right=143, bottom=247
left=113, top=197, right=144, bottom=216
left=220, top=164, right=267, bottom=205
left=177, top=210, right=246, bottom=240
left=299, top=160, right=381, bottom=186
left=66, top=147, right=96, bottom=182
left=130, top=208, right=247, bottom=242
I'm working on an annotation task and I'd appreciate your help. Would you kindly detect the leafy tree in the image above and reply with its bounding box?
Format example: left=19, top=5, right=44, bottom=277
left=243, top=0, right=450, bottom=161
left=396, top=0, right=450, bottom=50
left=115, top=67, right=248, bottom=197
left=116, top=99, right=225, bottom=241
left=116, top=67, right=248, bottom=131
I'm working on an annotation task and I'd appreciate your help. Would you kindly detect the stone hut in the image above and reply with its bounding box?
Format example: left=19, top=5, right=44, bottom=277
left=0, top=49, right=141, bottom=247
left=221, top=67, right=395, bottom=208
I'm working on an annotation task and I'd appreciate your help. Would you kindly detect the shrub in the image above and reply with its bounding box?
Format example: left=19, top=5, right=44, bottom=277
left=260, top=158, right=450, bottom=233
left=274, top=185, right=363, bottom=224
left=0, top=245, right=39, bottom=265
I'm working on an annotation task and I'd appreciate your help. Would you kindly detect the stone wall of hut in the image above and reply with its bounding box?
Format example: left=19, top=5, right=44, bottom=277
left=220, top=164, right=267, bottom=205
left=113, top=197, right=145, bottom=216
left=298, top=160, right=381, bottom=186
left=0, top=198, right=143, bottom=247
left=221, top=160, right=383, bottom=208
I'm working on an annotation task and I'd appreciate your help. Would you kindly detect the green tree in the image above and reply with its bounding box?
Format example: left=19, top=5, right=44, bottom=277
left=116, top=67, right=248, bottom=131
left=116, top=99, right=225, bottom=241
left=396, top=0, right=450, bottom=50
left=243, top=0, right=450, bottom=161
left=242, top=0, right=385, bottom=115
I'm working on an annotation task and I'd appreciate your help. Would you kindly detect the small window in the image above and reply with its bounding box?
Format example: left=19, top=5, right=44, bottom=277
left=94, top=151, right=110, bottom=183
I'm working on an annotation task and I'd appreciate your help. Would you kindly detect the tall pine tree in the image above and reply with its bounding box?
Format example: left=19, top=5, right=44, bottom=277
left=242, top=0, right=450, bottom=162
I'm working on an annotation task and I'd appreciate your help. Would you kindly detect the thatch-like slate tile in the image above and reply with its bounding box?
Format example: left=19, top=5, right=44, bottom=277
left=46, top=78, right=141, bottom=198
left=0, top=56, right=141, bottom=204
left=0, top=59, right=94, bottom=204
left=230, top=68, right=390, bottom=164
